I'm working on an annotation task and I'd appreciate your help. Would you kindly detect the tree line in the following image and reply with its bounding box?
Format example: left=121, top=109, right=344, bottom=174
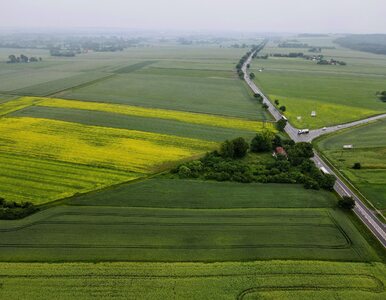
left=7, top=54, right=42, bottom=63
left=0, top=198, right=38, bottom=220
left=235, top=41, right=267, bottom=79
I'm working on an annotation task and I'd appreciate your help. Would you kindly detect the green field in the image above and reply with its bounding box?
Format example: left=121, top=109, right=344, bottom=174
left=62, top=73, right=268, bottom=120
left=0, top=42, right=385, bottom=298
left=0, top=178, right=379, bottom=262
left=0, top=45, right=273, bottom=205
left=252, top=38, right=386, bottom=128
left=0, top=260, right=385, bottom=299
left=317, top=119, right=386, bottom=213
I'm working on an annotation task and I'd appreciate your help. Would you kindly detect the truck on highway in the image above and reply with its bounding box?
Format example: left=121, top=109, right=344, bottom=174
left=297, top=129, right=309, bottom=135
left=320, top=166, right=330, bottom=174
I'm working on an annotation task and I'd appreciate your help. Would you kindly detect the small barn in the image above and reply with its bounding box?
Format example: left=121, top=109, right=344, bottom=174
left=273, top=147, right=288, bottom=158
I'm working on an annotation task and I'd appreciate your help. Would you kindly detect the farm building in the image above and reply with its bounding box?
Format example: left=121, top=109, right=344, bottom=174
left=273, top=146, right=288, bottom=158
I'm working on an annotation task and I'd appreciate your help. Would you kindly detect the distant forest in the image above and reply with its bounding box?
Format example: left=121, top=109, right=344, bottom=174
left=335, top=34, right=386, bottom=55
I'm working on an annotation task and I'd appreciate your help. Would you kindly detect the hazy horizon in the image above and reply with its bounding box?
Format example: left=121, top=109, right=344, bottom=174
left=0, top=0, right=385, bottom=34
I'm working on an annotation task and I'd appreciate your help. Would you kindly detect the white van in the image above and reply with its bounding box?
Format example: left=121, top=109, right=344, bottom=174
left=297, top=129, right=310, bottom=135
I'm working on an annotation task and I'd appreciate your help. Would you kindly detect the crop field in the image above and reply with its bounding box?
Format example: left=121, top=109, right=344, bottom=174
left=0, top=42, right=384, bottom=298
left=252, top=37, right=386, bottom=128
left=0, top=45, right=273, bottom=206
left=0, top=261, right=385, bottom=299
left=317, top=119, right=386, bottom=213
left=13, top=105, right=258, bottom=142
left=0, top=178, right=379, bottom=262
left=61, top=73, right=268, bottom=120
left=0, top=152, right=132, bottom=204
left=0, top=117, right=216, bottom=173
left=24, top=96, right=273, bottom=132
left=70, top=178, right=336, bottom=208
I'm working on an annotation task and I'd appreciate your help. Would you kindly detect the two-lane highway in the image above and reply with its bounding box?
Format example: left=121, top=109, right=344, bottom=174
left=242, top=48, right=386, bottom=248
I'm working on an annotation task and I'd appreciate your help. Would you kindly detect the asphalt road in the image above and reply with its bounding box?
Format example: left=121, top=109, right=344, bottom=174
left=243, top=50, right=386, bottom=248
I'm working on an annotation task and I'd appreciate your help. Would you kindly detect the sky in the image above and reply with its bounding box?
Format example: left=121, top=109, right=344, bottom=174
left=0, top=0, right=385, bottom=34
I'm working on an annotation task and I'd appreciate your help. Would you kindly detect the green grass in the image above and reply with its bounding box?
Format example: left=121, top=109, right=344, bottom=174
left=11, top=72, right=110, bottom=96
left=317, top=119, right=386, bottom=211
left=113, top=60, right=157, bottom=73
left=0, top=260, right=385, bottom=299
left=253, top=39, right=386, bottom=128
left=70, top=178, right=337, bottom=208
left=0, top=205, right=373, bottom=262
left=62, top=73, right=269, bottom=120
left=0, top=178, right=377, bottom=262
left=136, top=66, right=236, bottom=79
left=12, top=105, right=257, bottom=142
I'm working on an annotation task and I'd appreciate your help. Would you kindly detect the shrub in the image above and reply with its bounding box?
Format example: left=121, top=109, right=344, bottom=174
left=276, top=119, right=287, bottom=132
left=232, top=137, right=249, bottom=158
left=221, top=137, right=249, bottom=159
left=304, top=177, right=320, bottom=190
left=178, top=165, right=192, bottom=178
left=279, top=106, right=286, bottom=112
left=352, top=162, right=361, bottom=169
left=0, top=199, right=38, bottom=220
left=250, top=131, right=273, bottom=153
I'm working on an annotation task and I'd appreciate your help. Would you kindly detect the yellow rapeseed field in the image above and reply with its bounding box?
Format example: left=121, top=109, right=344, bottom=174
left=0, top=97, right=43, bottom=116
left=0, top=117, right=217, bottom=173
left=31, top=97, right=274, bottom=132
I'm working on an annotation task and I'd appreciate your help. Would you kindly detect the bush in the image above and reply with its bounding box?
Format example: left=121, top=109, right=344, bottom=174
left=276, top=119, right=287, bottom=132
left=352, top=162, right=361, bottom=169
left=178, top=165, right=192, bottom=178
left=279, top=106, right=286, bottom=112
left=220, top=140, right=234, bottom=158
left=220, top=137, right=249, bottom=159
left=0, top=199, right=38, bottom=220
left=304, top=177, right=320, bottom=190
left=250, top=131, right=273, bottom=153
left=232, top=137, right=249, bottom=158
left=338, top=196, right=356, bottom=210
left=320, top=174, right=336, bottom=191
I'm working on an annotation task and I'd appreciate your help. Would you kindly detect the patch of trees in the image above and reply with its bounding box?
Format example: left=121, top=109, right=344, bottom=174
left=271, top=52, right=346, bottom=65
left=254, top=54, right=269, bottom=59
left=309, top=47, right=322, bottom=53
left=50, top=48, right=76, bottom=57
left=317, top=59, right=346, bottom=66
left=272, top=52, right=304, bottom=58
left=276, top=118, right=287, bottom=132
left=236, top=41, right=267, bottom=79
left=0, top=198, right=38, bottom=220
left=335, top=34, right=386, bottom=55
left=7, top=54, right=42, bottom=63
left=376, top=91, right=386, bottom=102
left=172, top=134, right=336, bottom=191
left=338, top=196, right=356, bottom=210
left=279, top=42, right=309, bottom=48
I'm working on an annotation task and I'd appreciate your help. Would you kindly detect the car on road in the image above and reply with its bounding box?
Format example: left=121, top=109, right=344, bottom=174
left=322, top=127, right=327, bottom=131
